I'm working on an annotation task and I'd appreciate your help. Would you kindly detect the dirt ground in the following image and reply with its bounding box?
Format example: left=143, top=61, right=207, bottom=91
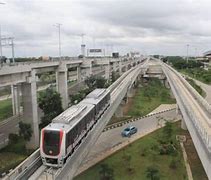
left=182, top=130, right=208, bottom=180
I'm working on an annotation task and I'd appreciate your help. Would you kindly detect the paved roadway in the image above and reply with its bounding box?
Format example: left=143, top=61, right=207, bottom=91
left=193, top=79, right=211, bottom=104
left=181, top=74, right=211, bottom=105
left=76, top=109, right=179, bottom=175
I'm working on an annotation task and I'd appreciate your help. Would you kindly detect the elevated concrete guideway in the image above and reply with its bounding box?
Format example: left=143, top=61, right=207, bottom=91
left=160, top=60, right=211, bottom=179
left=4, top=58, right=147, bottom=180
left=0, top=57, right=141, bottom=149
left=6, top=58, right=211, bottom=180
left=42, top=59, right=149, bottom=180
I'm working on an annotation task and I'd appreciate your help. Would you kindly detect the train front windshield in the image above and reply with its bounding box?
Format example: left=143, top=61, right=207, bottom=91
left=43, top=130, right=60, bottom=156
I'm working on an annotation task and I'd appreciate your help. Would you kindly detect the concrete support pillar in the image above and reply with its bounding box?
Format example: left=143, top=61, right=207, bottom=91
left=55, top=71, right=59, bottom=92
left=11, top=84, right=21, bottom=115
left=11, top=84, right=15, bottom=115
left=115, top=105, right=123, bottom=118
left=114, top=62, right=118, bottom=72
left=127, top=87, right=135, bottom=98
left=77, top=66, right=82, bottom=82
left=176, top=103, right=187, bottom=130
left=181, top=119, right=187, bottom=130
left=105, top=64, right=110, bottom=80
left=119, top=61, right=122, bottom=75
left=57, top=64, right=68, bottom=109
left=164, top=79, right=170, bottom=89
left=22, top=69, right=39, bottom=149
left=176, top=103, right=181, bottom=115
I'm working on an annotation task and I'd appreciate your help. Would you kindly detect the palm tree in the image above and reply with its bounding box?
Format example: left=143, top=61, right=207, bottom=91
left=99, top=163, right=114, bottom=180
left=146, top=165, right=160, bottom=180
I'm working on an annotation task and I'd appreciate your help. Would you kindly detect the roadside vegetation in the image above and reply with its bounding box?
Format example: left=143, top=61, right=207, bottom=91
left=69, top=75, right=112, bottom=105
left=164, top=56, right=211, bottom=84
left=0, top=99, right=13, bottom=121
left=38, top=88, right=63, bottom=128
left=108, top=78, right=176, bottom=125
left=0, top=122, right=32, bottom=175
left=185, top=78, right=206, bottom=97
left=127, top=79, right=176, bottom=117
left=74, top=121, right=187, bottom=180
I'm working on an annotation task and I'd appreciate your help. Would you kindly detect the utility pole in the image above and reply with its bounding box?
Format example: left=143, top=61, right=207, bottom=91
left=186, top=44, right=189, bottom=63
left=195, top=47, right=197, bottom=59
left=81, top=34, right=86, bottom=57
left=0, top=2, right=5, bottom=64
left=1, top=37, right=15, bottom=63
left=0, top=26, right=2, bottom=64
left=54, top=23, right=62, bottom=60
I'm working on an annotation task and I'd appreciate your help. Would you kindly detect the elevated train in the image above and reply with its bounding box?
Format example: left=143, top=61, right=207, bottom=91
left=40, top=88, right=110, bottom=167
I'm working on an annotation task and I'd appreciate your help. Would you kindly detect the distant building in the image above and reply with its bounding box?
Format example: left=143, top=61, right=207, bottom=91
left=129, top=51, right=141, bottom=58
left=87, top=49, right=105, bottom=57
left=41, top=56, right=51, bottom=61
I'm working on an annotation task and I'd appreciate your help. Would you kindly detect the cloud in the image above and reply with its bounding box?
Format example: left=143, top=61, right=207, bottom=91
left=1, top=0, right=211, bottom=57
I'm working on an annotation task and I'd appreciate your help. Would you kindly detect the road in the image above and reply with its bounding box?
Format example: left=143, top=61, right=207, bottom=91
left=75, top=109, right=179, bottom=176
left=181, top=74, right=211, bottom=105
left=193, top=79, right=211, bottom=104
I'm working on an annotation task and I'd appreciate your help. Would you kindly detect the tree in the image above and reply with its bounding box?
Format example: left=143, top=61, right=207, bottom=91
left=163, top=121, right=173, bottom=141
left=19, top=121, right=32, bottom=141
left=85, top=75, right=108, bottom=90
left=8, top=133, right=19, bottom=144
left=146, top=165, right=160, bottom=180
left=111, top=72, right=120, bottom=83
left=38, top=88, right=63, bottom=127
left=99, top=164, right=114, bottom=180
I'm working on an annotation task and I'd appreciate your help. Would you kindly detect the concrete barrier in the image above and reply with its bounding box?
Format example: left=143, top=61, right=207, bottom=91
left=3, top=149, right=40, bottom=180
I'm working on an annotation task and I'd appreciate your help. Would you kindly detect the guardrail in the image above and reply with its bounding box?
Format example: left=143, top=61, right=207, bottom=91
left=164, top=63, right=211, bottom=116
left=103, top=107, right=176, bottom=131
left=162, top=63, right=211, bottom=153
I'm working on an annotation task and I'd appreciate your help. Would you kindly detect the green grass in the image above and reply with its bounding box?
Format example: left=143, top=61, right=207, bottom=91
left=0, top=152, right=27, bottom=174
left=127, top=79, right=176, bottom=117
left=0, top=137, right=28, bottom=174
left=185, top=78, right=206, bottom=97
left=107, top=79, right=176, bottom=125
left=0, top=99, right=13, bottom=121
left=180, top=68, right=211, bottom=85
left=74, top=122, right=187, bottom=180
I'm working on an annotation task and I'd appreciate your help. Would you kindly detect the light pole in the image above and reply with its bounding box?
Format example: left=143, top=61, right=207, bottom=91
left=186, top=44, right=189, bottom=63
left=54, top=23, right=62, bottom=60
left=0, top=26, right=2, bottom=64
left=0, top=2, right=5, bottom=64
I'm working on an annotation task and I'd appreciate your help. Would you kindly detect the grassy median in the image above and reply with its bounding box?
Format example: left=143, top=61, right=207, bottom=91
left=74, top=122, right=187, bottom=180
left=108, top=78, right=176, bottom=125
left=0, top=99, right=13, bottom=121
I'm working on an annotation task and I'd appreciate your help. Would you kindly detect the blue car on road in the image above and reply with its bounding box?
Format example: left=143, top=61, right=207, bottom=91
left=121, top=126, right=137, bottom=137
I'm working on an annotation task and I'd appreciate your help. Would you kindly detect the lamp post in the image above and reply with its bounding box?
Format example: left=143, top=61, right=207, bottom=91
left=186, top=44, right=189, bottom=63
left=0, top=2, right=5, bottom=64
left=54, top=23, right=62, bottom=60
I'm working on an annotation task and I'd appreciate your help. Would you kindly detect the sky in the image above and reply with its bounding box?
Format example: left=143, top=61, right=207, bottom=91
left=0, top=0, right=211, bottom=57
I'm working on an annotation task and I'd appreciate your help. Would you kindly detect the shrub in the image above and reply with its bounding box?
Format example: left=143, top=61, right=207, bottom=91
left=8, top=133, right=19, bottom=144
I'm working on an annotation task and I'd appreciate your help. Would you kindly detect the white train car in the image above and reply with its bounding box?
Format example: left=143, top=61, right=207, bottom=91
left=82, top=88, right=110, bottom=119
left=40, top=88, right=110, bottom=167
left=40, top=103, right=95, bottom=167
